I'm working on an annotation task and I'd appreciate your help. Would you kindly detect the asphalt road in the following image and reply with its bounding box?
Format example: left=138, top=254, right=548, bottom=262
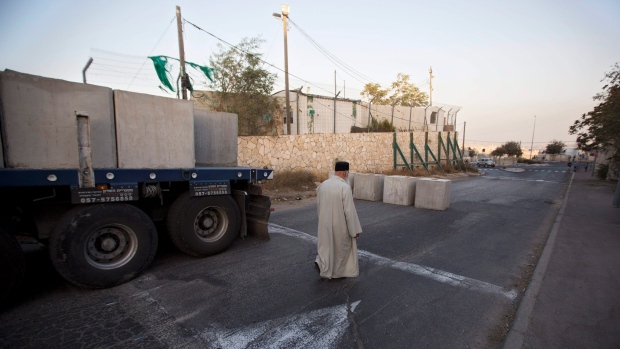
left=0, top=163, right=572, bottom=349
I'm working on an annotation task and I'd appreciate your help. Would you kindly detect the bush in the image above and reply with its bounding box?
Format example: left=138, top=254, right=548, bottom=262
left=517, top=158, right=543, bottom=164
left=595, top=163, right=609, bottom=180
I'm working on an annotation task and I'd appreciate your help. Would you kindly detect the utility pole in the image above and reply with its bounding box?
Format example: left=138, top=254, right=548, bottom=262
left=280, top=5, right=291, bottom=134
left=333, top=71, right=340, bottom=134
left=176, top=6, right=187, bottom=100
left=530, top=115, right=536, bottom=159
left=429, top=66, right=434, bottom=106
left=296, top=86, right=302, bottom=135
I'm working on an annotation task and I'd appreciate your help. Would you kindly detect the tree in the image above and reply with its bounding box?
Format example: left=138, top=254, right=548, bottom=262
left=491, top=146, right=506, bottom=158
left=468, top=148, right=477, bottom=158
left=569, top=63, right=620, bottom=159
left=361, top=73, right=428, bottom=107
left=204, top=37, right=279, bottom=136
left=389, top=73, right=429, bottom=107
left=502, top=141, right=524, bottom=157
left=360, top=83, right=389, bottom=105
left=545, top=140, right=565, bottom=154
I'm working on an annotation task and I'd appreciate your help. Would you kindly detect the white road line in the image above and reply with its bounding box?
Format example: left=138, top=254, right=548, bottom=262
left=481, top=177, right=561, bottom=184
left=201, top=301, right=360, bottom=349
left=269, top=223, right=517, bottom=300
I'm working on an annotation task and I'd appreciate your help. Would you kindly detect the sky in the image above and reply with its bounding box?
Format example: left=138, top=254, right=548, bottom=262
left=1, top=0, right=619, bottom=151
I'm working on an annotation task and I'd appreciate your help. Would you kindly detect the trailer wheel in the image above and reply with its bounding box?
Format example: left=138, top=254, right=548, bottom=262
left=49, top=204, right=158, bottom=288
left=0, top=228, right=25, bottom=308
left=167, top=193, right=240, bottom=257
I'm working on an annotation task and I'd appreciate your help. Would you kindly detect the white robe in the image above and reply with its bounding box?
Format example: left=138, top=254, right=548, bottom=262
left=315, top=175, right=362, bottom=278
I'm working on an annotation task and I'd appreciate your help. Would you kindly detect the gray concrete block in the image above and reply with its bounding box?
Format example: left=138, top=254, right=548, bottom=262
left=0, top=70, right=117, bottom=169
left=353, top=173, right=385, bottom=201
left=114, top=90, right=195, bottom=168
left=414, top=178, right=451, bottom=210
left=328, top=171, right=355, bottom=189
left=194, top=109, right=238, bottom=167
left=383, top=175, right=417, bottom=206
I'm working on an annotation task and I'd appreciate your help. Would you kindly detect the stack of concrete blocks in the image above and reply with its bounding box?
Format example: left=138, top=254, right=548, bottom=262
left=0, top=70, right=199, bottom=170
left=383, top=176, right=418, bottom=206
left=353, top=173, right=385, bottom=201
left=328, top=171, right=356, bottom=190
left=414, top=178, right=451, bottom=210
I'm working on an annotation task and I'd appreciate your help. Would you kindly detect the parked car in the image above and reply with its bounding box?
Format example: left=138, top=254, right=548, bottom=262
left=477, top=158, right=496, bottom=167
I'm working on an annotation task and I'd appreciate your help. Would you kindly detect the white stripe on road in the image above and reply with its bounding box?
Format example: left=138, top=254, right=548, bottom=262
left=269, top=223, right=517, bottom=300
left=481, top=176, right=561, bottom=183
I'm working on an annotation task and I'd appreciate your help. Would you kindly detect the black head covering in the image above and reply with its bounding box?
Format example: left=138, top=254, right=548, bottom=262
left=335, top=161, right=349, bottom=171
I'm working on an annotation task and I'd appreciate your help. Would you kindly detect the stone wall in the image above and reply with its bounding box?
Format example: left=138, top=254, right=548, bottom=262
left=238, top=131, right=460, bottom=175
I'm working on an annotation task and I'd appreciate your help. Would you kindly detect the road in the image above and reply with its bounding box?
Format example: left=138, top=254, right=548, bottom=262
left=0, top=163, right=571, bottom=348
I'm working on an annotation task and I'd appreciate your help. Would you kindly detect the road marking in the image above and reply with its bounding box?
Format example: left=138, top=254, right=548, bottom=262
left=115, top=289, right=359, bottom=349
left=201, top=301, right=360, bottom=349
left=269, top=223, right=517, bottom=300
left=481, top=176, right=561, bottom=184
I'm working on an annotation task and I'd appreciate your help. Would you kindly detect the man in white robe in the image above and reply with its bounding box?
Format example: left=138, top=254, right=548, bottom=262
left=315, top=161, right=362, bottom=279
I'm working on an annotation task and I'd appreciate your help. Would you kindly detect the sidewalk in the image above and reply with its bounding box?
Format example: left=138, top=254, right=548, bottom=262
left=505, top=170, right=620, bottom=348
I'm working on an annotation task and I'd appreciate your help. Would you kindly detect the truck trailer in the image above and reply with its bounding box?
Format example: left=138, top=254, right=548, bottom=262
left=0, top=70, right=273, bottom=305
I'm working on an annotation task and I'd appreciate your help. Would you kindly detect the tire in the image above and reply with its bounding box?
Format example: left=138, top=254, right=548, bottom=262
left=0, top=228, right=25, bottom=308
left=49, top=204, right=158, bottom=288
left=167, top=193, right=240, bottom=257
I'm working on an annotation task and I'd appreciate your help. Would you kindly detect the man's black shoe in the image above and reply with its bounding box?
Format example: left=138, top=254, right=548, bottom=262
left=314, top=262, right=320, bottom=274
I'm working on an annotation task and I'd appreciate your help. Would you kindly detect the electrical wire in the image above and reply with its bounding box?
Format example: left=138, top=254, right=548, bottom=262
left=288, top=17, right=378, bottom=86
left=127, top=15, right=176, bottom=89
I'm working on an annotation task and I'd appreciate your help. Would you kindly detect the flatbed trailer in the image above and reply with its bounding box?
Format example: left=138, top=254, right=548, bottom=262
left=0, top=165, right=273, bottom=304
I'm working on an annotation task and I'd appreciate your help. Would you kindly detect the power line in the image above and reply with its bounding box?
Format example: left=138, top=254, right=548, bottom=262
left=183, top=17, right=336, bottom=97
left=127, top=15, right=176, bottom=89
left=288, top=17, right=378, bottom=86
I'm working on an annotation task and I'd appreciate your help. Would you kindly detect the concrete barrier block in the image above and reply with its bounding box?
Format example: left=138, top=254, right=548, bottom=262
left=353, top=173, right=385, bottom=201
left=194, top=109, right=238, bottom=167
left=328, top=171, right=356, bottom=189
left=383, top=176, right=417, bottom=206
left=114, top=90, right=195, bottom=168
left=0, top=70, right=117, bottom=169
left=414, top=178, right=451, bottom=210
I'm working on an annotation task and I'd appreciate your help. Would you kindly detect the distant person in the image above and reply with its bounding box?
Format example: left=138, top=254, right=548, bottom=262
left=315, top=161, right=362, bottom=279
left=574, top=164, right=578, bottom=173
left=585, top=163, right=589, bottom=172
left=567, top=161, right=572, bottom=172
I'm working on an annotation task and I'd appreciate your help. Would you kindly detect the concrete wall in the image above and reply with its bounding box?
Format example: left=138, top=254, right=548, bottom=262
left=194, top=108, right=238, bottom=167
left=0, top=70, right=117, bottom=169
left=114, top=90, right=195, bottom=168
left=238, top=131, right=458, bottom=175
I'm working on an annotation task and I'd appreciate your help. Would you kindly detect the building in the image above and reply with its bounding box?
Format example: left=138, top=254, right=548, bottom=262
left=273, top=90, right=456, bottom=135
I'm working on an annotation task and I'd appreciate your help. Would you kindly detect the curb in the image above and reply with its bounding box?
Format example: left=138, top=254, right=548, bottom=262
left=503, top=172, right=575, bottom=348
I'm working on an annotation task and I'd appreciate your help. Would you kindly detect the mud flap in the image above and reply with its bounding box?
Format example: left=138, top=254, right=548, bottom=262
left=247, top=194, right=271, bottom=240
left=232, top=190, right=271, bottom=240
